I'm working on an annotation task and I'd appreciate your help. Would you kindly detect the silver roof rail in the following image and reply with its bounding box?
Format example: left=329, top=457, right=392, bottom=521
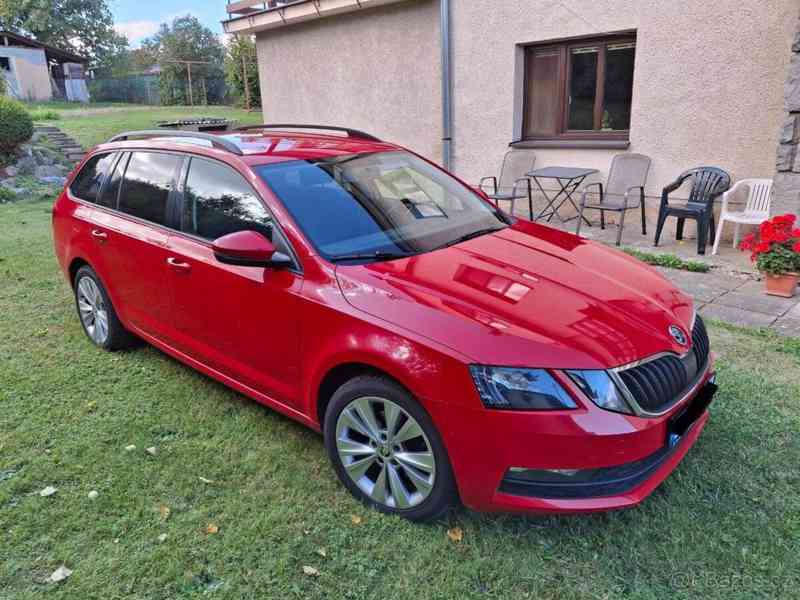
left=106, top=130, right=244, bottom=156
left=237, top=124, right=382, bottom=142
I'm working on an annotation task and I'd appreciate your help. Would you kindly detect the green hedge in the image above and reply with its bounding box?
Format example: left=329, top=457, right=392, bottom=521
left=0, top=97, right=34, bottom=152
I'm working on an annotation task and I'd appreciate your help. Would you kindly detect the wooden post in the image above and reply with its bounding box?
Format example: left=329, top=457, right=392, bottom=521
left=187, top=62, right=194, bottom=106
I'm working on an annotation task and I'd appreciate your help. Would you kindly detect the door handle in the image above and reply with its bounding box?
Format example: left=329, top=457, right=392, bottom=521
left=91, top=229, right=108, bottom=242
left=167, top=257, right=191, bottom=272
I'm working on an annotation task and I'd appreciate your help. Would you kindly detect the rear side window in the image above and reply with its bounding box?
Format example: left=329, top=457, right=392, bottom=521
left=118, top=152, right=182, bottom=226
left=70, top=153, right=116, bottom=203
left=182, top=157, right=273, bottom=241
left=97, top=152, right=128, bottom=209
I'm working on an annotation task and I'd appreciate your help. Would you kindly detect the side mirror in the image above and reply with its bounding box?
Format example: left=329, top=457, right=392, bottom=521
left=212, top=230, right=292, bottom=268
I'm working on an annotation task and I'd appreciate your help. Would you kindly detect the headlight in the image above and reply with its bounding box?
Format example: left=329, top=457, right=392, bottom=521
left=470, top=366, right=577, bottom=410
left=566, top=370, right=633, bottom=415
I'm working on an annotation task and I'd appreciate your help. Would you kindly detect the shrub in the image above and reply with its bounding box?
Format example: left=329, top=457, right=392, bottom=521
left=0, top=97, right=34, bottom=152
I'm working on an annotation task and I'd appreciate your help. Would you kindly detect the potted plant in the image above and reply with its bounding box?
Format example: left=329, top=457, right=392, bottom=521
left=739, top=214, right=800, bottom=297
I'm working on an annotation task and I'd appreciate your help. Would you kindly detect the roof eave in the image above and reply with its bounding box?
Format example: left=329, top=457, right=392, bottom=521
left=222, top=0, right=410, bottom=35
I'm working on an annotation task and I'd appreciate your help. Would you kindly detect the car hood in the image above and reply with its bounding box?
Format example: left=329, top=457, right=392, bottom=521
left=334, top=220, right=694, bottom=369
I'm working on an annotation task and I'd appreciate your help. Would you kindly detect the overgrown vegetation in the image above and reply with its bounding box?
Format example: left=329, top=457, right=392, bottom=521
left=2, top=198, right=799, bottom=599
left=0, top=97, right=34, bottom=153
left=28, top=108, right=61, bottom=121
left=623, top=247, right=711, bottom=272
left=225, top=35, right=261, bottom=109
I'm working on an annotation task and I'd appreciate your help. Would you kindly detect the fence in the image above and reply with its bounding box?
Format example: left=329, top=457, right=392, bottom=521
left=88, top=75, right=229, bottom=106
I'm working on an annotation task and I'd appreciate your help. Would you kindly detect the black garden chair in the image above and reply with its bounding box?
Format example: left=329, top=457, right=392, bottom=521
left=654, top=166, right=731, bottom=255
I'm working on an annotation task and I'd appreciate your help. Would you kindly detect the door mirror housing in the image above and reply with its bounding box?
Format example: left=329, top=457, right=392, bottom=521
left=212, top=230, right=292, bottom=268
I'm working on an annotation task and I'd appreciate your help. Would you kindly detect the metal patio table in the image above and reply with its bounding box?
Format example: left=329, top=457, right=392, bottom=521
left=527, top=166, right=598, bottom=225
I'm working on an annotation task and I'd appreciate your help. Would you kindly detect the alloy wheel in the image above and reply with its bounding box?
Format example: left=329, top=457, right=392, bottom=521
left=77, top=276, right=109, bottom=345
left=335, top=396, right=436, bottom=509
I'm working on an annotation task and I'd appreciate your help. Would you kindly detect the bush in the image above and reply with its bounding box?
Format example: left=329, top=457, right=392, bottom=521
left=0, top=97, right=34, bottom=152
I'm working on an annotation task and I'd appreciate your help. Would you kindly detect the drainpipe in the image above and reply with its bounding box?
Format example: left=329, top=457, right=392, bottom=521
left=440, top=0, right=453, bottom=171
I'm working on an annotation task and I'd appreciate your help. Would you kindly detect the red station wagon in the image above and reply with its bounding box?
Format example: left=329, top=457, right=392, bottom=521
left=52, top=125, right=717, bottom=521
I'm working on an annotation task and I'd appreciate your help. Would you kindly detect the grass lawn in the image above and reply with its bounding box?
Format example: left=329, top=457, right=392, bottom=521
left=1, top=196, right=799, bottom=599
left=29, top=104, right=263, bottom=149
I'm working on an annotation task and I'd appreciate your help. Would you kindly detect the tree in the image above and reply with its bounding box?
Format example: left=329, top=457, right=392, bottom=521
left=140, top=16, right=225, bottom=106
left=0, top=0, right=128, bottom=72
left=225, top=35, right=261, bottom=109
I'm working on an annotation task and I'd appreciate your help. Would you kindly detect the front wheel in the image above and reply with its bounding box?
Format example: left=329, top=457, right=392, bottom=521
left=324, top=375, right=457, bottom=522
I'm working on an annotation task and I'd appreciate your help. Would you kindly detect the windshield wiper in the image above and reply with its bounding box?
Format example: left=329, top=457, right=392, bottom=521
left=434, top=226, right=505, bottom=251
left=330, top=251, right=414, bottom=263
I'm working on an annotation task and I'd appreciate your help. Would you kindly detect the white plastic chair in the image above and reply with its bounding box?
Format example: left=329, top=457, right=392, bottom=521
left=711, top=178, right=773, bottom=255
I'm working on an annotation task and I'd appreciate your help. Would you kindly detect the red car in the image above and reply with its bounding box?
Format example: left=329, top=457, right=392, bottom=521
left=52, top=125, right=717, bottom=521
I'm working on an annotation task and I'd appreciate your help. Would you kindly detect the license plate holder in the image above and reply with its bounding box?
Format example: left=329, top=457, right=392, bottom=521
left=668, top=381, right=717, bottom=441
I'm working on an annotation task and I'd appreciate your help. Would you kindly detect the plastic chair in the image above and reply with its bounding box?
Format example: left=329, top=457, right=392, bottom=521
left=654, top=167, right=731, bottom=255
left=711, top=179, right=773, bottom=255
left=479, top=150, right=536, bottom=218
left=575, top=153, right=652, bottom=246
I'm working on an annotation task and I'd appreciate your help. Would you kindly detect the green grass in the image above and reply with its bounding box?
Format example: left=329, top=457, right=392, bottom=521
left=623, top=248, right=711, bottom=272
left=23, top=101, right=139, bottom=112
left=46, top=105, right=263, bottom=149
left=2, top=198, right=799, bottom=599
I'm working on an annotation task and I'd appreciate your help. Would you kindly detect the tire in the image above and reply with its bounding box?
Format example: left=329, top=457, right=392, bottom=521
left=324, top=375, right=457, bottom=522
left=73, top=265, right=137, bottom=351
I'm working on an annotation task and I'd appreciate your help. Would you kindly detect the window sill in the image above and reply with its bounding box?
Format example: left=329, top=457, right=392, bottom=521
left=510, top=139, right=631, bottom=150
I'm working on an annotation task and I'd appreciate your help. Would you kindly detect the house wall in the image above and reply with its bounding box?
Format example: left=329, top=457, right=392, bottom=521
left=253, top=0, right=797, bottom=207
left=451, top=0, right=798, bottom=199
left=255, top=0, right=442, bottom=161
left=0, top=46, right=52, bottom=101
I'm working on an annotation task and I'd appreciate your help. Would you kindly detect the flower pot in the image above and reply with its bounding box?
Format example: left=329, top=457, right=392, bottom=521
left=764, top=272, right=799, bottom=298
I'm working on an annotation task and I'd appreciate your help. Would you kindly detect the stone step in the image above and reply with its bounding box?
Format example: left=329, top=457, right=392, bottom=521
left=67, top=153, right=86, bottom=161
left=56, top=144, right=83, bottom=151
left=34, top=126, right=61, bottom=132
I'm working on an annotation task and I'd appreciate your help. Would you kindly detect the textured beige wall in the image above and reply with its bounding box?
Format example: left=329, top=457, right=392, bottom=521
left=452, top=0, right=798, bottom=196
left=255, top=0, right=442, bottom=160
left=0, top=47, right=52, bottom=101
left=255, top=0, right=796, bottom=202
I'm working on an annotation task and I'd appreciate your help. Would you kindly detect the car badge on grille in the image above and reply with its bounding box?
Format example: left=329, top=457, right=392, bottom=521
left=668, top=325, right=688, bottom=346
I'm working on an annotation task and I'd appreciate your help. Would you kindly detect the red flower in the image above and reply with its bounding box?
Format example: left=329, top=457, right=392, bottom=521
left=794, top=241, right=800, bottom=253
left=754, top=241, right=770, bottom=254
left=739, top=233, right=756, bottom=251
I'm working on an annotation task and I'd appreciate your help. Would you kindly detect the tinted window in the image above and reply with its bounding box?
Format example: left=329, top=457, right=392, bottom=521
left=118, top=152, right=181, bottom=226
left=182, top=158, right=273, bottom=241
left=97, top=152, right=127, bottom=209
left=256, top=151, right=506, bottom=260
left=70, top=153, right=116, bottom=203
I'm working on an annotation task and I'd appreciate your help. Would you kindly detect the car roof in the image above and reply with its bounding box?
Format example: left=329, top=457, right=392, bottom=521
left=93, top=129, right=400, bottom=166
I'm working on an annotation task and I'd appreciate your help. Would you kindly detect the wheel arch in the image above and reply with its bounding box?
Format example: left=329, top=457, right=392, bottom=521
left=68, top=257, right=91, bottom=288
left=315, top=361, right=416, bottom=428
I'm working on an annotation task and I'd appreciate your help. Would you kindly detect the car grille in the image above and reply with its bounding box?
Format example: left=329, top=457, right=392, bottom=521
left=616, top=316, right=710, bottom=415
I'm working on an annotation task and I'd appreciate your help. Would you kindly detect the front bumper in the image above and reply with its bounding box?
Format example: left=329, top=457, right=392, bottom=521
left=434, top=363, right=716, bottom=514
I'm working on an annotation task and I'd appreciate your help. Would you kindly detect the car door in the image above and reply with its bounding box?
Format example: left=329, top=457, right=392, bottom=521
left=96, top=150, right=184, bottom=344
left=65, top=151, right=121, bottom=288
left=165, top=156, right=303, bottom=407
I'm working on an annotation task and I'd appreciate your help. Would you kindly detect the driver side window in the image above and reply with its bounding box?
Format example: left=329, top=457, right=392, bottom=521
left=182, top=158, right=273, bottom=242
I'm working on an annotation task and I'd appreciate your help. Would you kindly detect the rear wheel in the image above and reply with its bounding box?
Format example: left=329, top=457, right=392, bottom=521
left=73, top=265, right=136, bottom=351
left=324, top=375, right=457, bottom=522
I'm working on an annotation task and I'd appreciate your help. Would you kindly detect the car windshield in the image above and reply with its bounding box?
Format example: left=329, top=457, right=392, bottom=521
left=256, top=151, right=508, bottom=262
